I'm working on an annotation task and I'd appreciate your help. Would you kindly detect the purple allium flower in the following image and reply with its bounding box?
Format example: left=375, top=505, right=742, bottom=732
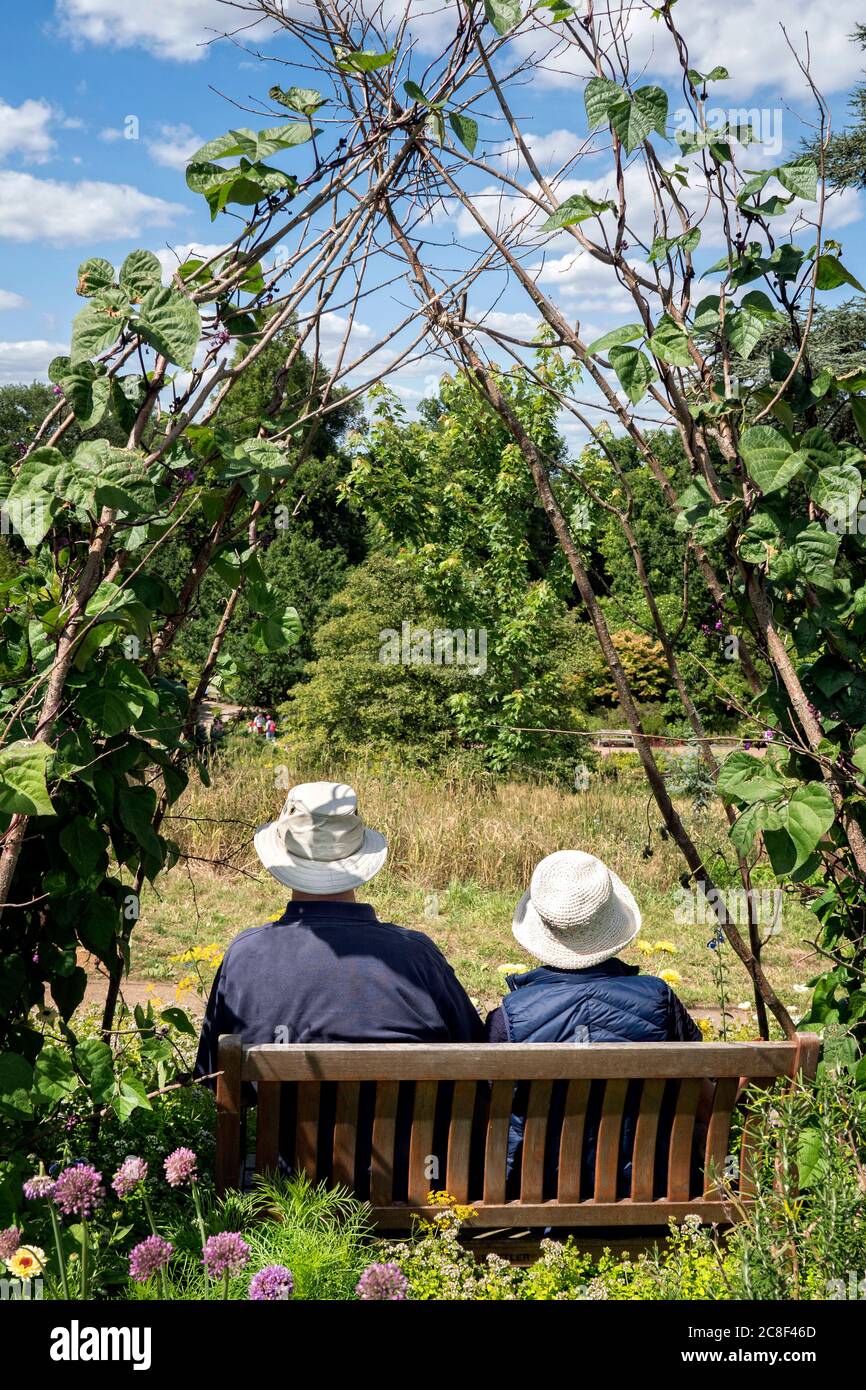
left=128, top=1235, right=173, bottom=1283
left=23, top=1175, right=56, bottom=1201
left=53, top=1163, right=105, bottom=1218
left=163, top=1147, right=197, bottom=1187
left=202, top=1232, right=251, bottom=1280
left=355, top=1261, right=409, bottom=1301
left=0, top=1227, right=21, bottom=1261
left=248, top=1264, right=294, bottom=1300
left=112, top=1156, right=148, bottom=1198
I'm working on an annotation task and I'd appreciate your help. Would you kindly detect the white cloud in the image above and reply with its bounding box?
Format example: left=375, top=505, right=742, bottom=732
left=0, top=339, right=68, bottom=383
left=146, top=123, right=203, bottom=170
left=0, top=98, right=57, bottom=164
left=0, top=172, right=184, bottom=243
left=0, top=290, right=28, bottom=311
left=55, top=0, right=247, bottom=62
left=514, top=0, right=866, bottom=99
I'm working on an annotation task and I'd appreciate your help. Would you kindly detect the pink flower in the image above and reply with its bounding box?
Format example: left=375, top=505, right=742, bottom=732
left=53, top=1164, right=105, bottom=1218
left=202, top=1232, right=250, bottom=1279
left=355, top=1261, right=409, bottom=1300
left=249, top=1264, right=294, bottom=1300
left=163, top=1147, right=197, bottom=1188
left=0, top=1227, right=21, bottom=1261
left=112, top=1157, right=148, bottom=1198
left=129, top=1235, right=173, bottom=1283
left=23, top=1175, right=56, bottom=1201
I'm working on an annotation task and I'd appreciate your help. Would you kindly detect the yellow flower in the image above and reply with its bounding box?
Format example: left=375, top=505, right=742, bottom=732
left=653, top=941, right=676, bottom=954
left=658, top=969, right=682, bottom=986
left=635, top=940, right=655, bottom=955
left=6, top=1245, right=46, bottom=1279
left=697, top=1017, right=714, bottom=1039
left=497, top=962, right=531, bottom=975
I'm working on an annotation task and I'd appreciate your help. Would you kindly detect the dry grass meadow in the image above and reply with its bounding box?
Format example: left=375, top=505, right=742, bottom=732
left=128, top=741, right=820, bottom=1030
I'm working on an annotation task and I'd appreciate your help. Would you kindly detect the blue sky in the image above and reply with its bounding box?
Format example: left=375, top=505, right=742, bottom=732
left=2, top=0, right=865, bottom=428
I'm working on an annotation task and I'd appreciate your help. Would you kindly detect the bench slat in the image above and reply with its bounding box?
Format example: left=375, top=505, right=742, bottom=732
left=366, top=1199, right=735, bottom=1229
left=370, top=1080, right=399, bottom=1207
left=333, top=1081, right=360, bottom=1188
left=295, top=1082, right=320, bottom=1181
left=408, top=1082, right=438, bottom=1204
left=667, top=1078, right=702, bottom=1201
left=241, top=1041, right=802, bottom=1082
left=446, top=1081, right=477, bottom=1204
left=703, top=1076, right=740, bottom=1198
left=595, top=1079, right=629, bottom=1202
left=630, top=1077, right=666, bottom=1202
left=521, top=1080, right=553, bottom=1203
left=557, top=1078, right=590, bottom=1203
left=255, top=1080, right=281, bottom=1178
left=483, top=1081, right=514, bottom=1205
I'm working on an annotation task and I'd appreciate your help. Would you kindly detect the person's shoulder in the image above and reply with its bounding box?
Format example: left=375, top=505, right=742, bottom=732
left=221, top=920, right=281, bottom=960
left=371, top=918, right=450, bottom=965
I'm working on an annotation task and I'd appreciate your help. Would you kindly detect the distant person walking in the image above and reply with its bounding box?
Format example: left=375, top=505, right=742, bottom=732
left=253, top=712, right=266, bottom=735
left=265, top=715, right=277, bottom=741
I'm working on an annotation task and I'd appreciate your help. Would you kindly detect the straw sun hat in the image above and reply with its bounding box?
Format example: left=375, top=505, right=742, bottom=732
left=254, top=781, right=387, bottom=893
left=512, top=850, right=641, bottom=970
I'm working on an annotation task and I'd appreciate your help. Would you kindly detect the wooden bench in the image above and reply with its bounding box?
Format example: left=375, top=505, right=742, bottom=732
left=215, top=1035, right=820, bottom=1230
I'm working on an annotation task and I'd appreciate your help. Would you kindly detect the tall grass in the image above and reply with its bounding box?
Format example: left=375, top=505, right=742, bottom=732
left=167, top=740, right=712, bottom=894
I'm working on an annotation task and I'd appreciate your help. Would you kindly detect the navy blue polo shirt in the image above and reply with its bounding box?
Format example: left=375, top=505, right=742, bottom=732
left=194, top=899, right=484, bottom=1080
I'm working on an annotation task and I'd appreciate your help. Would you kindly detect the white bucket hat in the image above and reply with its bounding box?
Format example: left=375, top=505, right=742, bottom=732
left=254, top=781, right=387, bottom=892
left=512, top=850, right=641, bottom=970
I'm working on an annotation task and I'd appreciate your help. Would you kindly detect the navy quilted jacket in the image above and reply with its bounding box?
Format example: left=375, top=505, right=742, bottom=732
left=485, top=958, right=701, bottom=1199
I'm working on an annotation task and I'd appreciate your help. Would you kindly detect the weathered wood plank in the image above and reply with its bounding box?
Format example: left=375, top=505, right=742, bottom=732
left=294, top=1083, right=320, bottom=1181
left=332, top=1081, right=360, bottom=1188
left=557, top=1079, right=590, bottom=1203
left=408, top=1082, right=438, bottom=1204
left=446, top=1081, right=477, bottom=1204
left=370, top=1080, right=399, bottom=1208
left=703, top=1077, right=739, bottom=1198
left=594, top=1079, right=629, bottom=1203
left=254, top=1080, right=281, bottom=1178
left=520, top=1080, right=553, bottom=1204
left=483, top=1081, right=514, bottom=1205
left=630, top=1078, right=666, bottom=1203
left=215, top=1034, right=243, bottom=1197
left=667, top=1079, right=702, bottom=1201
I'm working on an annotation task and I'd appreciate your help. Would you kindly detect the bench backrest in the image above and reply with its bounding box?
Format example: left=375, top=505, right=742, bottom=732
left=215, top=1035, right=820, bottom=1227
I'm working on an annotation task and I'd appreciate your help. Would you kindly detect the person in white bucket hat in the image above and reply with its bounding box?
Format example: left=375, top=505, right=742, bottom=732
left=485, top=850, right=702, bottom=1203
left=195, top=781, right=483, bottom=1108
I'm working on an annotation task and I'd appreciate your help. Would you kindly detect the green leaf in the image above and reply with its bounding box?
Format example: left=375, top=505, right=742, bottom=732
left=648, top=313, right=692, bottom=366
left=815, top=255, right=865, bottom=293
left=0, top=740, right=54, bottom=816
left=777, top=157, right=818, bottom=201
left=59, top=816, right=109, bottom=879
left=404, top=81, right=428, bottom=104
left=587, top=324, right=645, bottom=354
left=791, top=522, right=840, bottom=589
left=539, top=192, right=614, bottom=232
left=78, top=660, right=155, bottom=737
left=74, top=1038, right=115, bottom=1103
left=70, top=301, right=126, bottom=363
left=269, top=86, right=326, bottom=116
left=76, top=258, right=115, bottom=297
left=584, top=76, right=624, bottom=130
left=692, top=295, right=721, bottom=331
left=716, top=750, right=787, bottom=805
left=113, top=1070, right=153, bottom=1122
left=118, top=783, right=163, bottom=865
left=740, top=426, right=803, bottom=494
left=484, top=0, right=521, bottom=34
left=608, top=345, right=657, bottom=403
left=249, top=606, right=302, bottom=654
left=160, top=1006, right=198, bottom=1038
left=119, top=249, right=162, bottom=300
left=133, top=286, right=201, bottom=369
left=32, top=1047, right=78, bottom=1104
left=60, top=367, right=111, bottom=431
left=449, top=112, right=478, bottom=156
left=608, top=86, right=668, bottom=154
left=337, top=48, right=396, bottom=72
left=809, top=462, right=862, bottom=522
left=782, top=783, right=835, bottom=869
left=0, top=1052, right=33, bottom=1119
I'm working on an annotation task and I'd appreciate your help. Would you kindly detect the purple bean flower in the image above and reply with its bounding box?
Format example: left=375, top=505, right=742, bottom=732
left=23, top=1175, right=56, bottom=1201
left=762, top=729, right=775, bottom=741
left=53, top=1164, right=105, bottom=1218
left=202, top=1232, right=251, bottom=1280
left=163, top=1147, right=197, bottom=1188
left=112, top=1156, right=149, bottom=1198
left=355, top=1261, right=409, bottom=1300
left=0, top=1227, right=21, bottom=1261
left=743, top=739, right=752, bottom=750
left=249, top=1264, right=294, bottom=1300
left=129, top=1235, right=173, bottom=1283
